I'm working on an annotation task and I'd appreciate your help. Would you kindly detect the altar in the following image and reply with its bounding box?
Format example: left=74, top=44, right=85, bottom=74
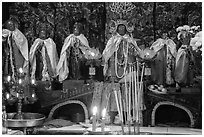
left=2, top=2, right=202, bottom=135
left=5, top=124, right=202, bottom=135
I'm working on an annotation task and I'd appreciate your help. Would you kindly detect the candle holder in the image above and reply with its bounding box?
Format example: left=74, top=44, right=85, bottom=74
left=86, top=59, right=101, bottom=80
left=3, top=68, right=38, bottom=120
left=85, top=48, right=102, bottom=81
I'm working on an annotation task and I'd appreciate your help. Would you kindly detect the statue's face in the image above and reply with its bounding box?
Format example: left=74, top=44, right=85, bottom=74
left=5, top=20, right=15, bottom=31
left=180, top=31, right=191, bottom=45
left=39, top=30, right=47, bottom=40
left=73, top=23, right=81, bottom=36
left=117, top=24, right=126, bottom=36
left=162, top=33, right=168, bottom=39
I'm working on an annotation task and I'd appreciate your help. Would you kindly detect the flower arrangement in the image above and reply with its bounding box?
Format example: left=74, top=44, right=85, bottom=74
left=176, top=25, right=200, bottom=40
left=176, top=25, right=201, bottom=51
left=190, top=31, right=202, bottom=52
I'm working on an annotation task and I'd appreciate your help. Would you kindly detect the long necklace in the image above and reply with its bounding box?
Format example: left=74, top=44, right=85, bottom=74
left=115, top=38, right=128, bottom=79
left=8, top=33, right=16, bottom=82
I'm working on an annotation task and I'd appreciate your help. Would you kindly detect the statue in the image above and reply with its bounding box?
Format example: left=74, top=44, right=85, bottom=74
left=2, top=19, right=29, bottom=82
left=102, top=19, right=142, bottom=124
left=175, top=25, right=195, bottom=90
left=103, top=20, right=142, bottom=82
left=150, top=31, right=177, bottom=86
left=57, top=22, right=90, bottom=82
left=29, top=27, right=58, bottom=82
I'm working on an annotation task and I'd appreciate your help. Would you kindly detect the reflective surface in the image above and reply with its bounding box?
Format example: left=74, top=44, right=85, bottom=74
left=7, top=113, right=45, bottom=128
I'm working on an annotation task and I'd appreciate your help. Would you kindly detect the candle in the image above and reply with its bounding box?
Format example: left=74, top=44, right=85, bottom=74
left=19, top=68, right=23, bottom=74
left=31, top=93, right=35, bottom=98
left=5, top=92, right=10, bottom=100
left=101, top=109, right=106, bottom=133
left=30, top=92, right=37, bottom=102
left=7, top=76, right=11, bottom=83
left=16, top=93, right=19, bottom=98
left=92, top=106, right=97, bottom=132
left=31, top=79, right=36, bottom=85
left=18, top=79, right=22, bottom=85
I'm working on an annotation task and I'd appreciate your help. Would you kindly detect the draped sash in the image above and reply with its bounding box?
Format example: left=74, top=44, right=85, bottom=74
left=57, top=34, right=90, bottom=82
left=29, top=38, right=58, bottom=81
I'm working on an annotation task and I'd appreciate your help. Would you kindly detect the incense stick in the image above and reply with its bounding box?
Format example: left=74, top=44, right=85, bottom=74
left=118, top=89, right=125, bottom=134
left=128, top=66, right=131, bottom=134
left=124, top=70, right=128, bottom=124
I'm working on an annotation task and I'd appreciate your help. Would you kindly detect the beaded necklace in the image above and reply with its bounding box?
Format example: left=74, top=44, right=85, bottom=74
left=114, top=38, right=129, bottom=79
left=8, top=33, right=17, bottom=82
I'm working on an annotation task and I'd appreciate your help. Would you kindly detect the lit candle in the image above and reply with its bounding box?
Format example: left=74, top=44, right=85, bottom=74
left=31, top=92, right=37, bottom=102
left=5, top=92, right=10, bottom=100
left=31, top=93, right=35, bottom=98
left=92, top=106, right=97, bottom=132
left=101, top=108, right=106, bottom=134
left=19, top=68, right=23, bottom=74
left=31, top=79, right=36, bottom=85
left=18, top=79, right=22, bottom=85
left=7, top=76, right=11, bottom=83
left=16, top=93, right=19, bottom=98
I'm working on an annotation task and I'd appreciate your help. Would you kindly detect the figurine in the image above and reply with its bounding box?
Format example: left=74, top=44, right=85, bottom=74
left=102, top=20, right=142, bottom=124
left=57, top=22, right=90, bottom=82
left=2, top=19, right=29, bottom=81
left=150, top=31, right=177, bottom=86
left=29, top=28, right=58, bottom=82
left=175, top=25, right=195, bottom=90
left=103, top=21, right=142, bottom=82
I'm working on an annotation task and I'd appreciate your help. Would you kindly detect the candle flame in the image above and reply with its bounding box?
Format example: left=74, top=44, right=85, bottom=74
left=31, top=79, right=36, bottom=85
left=93, top=106, right=97, bottom=115
left=7, top=76, right=11, bottom=82
left=19, top=68, right=23, bottom=73
left=31, top=93, right=35, bottom=98
left=16, top=93, right=19, bottom=98
left=6, top=92, right=10, bottom=99
left=19, top=79, right=22, bottom=84
left=102, top=108, right=106, bottom=118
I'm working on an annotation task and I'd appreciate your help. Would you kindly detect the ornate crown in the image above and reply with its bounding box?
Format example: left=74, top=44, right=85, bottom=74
left=108, top=2, right=136, bottom=34
left=109, top=19, right=135, bottom=33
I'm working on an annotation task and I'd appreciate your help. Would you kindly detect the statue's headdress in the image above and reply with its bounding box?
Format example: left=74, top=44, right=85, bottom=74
left=108, top=2, right=136, bottom=34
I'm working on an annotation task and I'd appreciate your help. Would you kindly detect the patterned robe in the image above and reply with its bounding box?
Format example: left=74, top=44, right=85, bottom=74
left=29, top=38, right=58, bottom=81
left=2, top=28, right=29, bottom=81
left=92, top=33, right=143, bottom=121
left=57, top=34, right=90, bottom=82
left=103, top=33, right=141, bottom=81
left=150, top=38, right=177, bottom=85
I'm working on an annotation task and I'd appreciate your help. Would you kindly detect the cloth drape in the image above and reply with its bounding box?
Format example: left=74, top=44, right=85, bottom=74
left=2, top=28, right=29, bottom=76
left=102, top=33, right=141, bottom=76
left=174, top=45, right=191, bottom=85
left=150, top=38, right=177, bottom=85
left=29, top=38, right=58, bottom=81
left=57, top=34, right=90, bottom=82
